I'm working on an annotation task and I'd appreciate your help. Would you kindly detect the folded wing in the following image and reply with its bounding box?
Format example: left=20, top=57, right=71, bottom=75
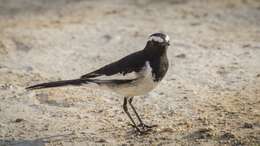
left=80, top=50, right=146, bottom=80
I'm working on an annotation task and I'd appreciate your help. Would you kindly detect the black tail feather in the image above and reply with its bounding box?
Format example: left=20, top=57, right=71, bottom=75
left=26, top=79, right=87, bottom=90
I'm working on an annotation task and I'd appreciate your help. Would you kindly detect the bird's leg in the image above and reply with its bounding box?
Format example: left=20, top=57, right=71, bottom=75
left=128, top=97, right=157, bottom=130
left=128, top=97, right=144, bottom=126
left=123, top=97, right=141, bottom=132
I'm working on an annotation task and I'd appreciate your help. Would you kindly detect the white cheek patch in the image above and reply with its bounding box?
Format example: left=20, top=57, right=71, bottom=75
left=148, top=36, right=164, bottom=43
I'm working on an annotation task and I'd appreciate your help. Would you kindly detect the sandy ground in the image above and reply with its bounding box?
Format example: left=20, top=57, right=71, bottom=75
left=0, top=0, right=260, bottom=145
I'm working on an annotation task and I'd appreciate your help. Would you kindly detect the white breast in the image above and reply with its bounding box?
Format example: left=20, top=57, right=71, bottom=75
left=107, top=61, right=159, bottom=96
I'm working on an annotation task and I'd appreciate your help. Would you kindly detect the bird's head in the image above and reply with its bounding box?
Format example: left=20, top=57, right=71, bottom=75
left=148, top=33, right=170, bottom=47
left=144, top=33, right=170, bottom=54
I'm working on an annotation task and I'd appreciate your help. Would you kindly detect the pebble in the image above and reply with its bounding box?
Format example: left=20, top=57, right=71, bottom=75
left=175, top=53, right=186, bottom=58
left=15, top=118, right=24, bottom=123
left=221, top=132, right=235, bottom=140
left=103, top=34, right=112, bottom=41
left=96, top=138, right=107, bottom=143
left=243, top=122, right=253, bottom=129
left=159, top=127, right=174, bottom=133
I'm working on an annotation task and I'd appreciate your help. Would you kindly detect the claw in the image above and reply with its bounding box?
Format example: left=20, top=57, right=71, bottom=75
left=128, top=123, right=155, bottom=134
left=138, top=123, right=158, bottom=130
left=128, top=123, right=142, bottom=133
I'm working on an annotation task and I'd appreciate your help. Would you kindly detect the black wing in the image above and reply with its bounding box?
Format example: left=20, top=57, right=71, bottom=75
left=81, top=50, right=146, bottom=79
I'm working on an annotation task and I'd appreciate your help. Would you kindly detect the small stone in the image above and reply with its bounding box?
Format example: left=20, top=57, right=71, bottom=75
left=243, top=122, right=253, bottom=129
left=80, top=131, right=87, bottom=134
left=175, top=53, right=186, bottom=58
left=170, top=78, right=176, bottom=80
left=198, top=128, right=212, bottom=133
left=242, top=44, right=251, bottom=48
left=103, top=34, right=112, bottom=41
left=190, top=128, right=213, bottom=139
left=76, top=114, right=82, bottom=119
left=221, top=132, right=235, bottom=140
left=160, top=127, right=174, bottom=133
left=159, top=92, right=164, bottom=95
left=96, top=138, right=107, bottom=143
left=256, top=74, right=260, bottom=78
left=190, top=22, right=201, bottom=26
left=118, top=118, right=123, bottom=122
left=15, top=118, right=24, bottom=123
left=97, top=110, right=103, bottom=113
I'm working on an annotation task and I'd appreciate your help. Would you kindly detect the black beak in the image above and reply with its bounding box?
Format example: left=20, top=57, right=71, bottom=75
left=164, top=41, right=170, bottom=46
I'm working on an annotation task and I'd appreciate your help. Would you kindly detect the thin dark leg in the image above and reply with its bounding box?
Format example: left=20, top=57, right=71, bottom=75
left=128, top=97, right=144, bottom=125
left=123, top=97, right=140, bottom=132
left=128, top=97, right=157, bottom=130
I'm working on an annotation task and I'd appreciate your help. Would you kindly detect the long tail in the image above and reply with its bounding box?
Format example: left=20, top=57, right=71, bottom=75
left=26, top=79, right=88, bottom=90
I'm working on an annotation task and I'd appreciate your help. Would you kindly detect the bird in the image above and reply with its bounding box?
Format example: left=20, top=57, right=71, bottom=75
left=26, top=32, right=170, bottom=134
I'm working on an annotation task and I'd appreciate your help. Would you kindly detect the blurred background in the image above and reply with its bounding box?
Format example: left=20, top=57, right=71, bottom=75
left=0, top=0, right=259, bottom=145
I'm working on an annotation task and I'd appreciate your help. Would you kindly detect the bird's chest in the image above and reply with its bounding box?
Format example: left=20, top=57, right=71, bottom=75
left=108, top=61, right=159, bottom=96
left=149, top=56, right=169, bottom=81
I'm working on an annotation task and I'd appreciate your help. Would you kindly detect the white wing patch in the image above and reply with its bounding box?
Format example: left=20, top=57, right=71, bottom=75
left=93, top=71, right=138, bottom=80
left=104, top=61, right=159, bottom=96
left=138, top=61, right=153, bottom=78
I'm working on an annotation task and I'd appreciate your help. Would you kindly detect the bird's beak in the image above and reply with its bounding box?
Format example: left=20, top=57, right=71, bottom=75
left=164, top=41, right=170, bottom=46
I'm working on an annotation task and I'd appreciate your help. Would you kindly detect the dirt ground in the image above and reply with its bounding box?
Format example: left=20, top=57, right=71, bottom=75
left=0, top=0, right=259, bottom=145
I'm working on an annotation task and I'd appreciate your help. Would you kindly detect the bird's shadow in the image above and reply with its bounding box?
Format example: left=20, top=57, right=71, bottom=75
left=0, top=133, right=74, bottom=146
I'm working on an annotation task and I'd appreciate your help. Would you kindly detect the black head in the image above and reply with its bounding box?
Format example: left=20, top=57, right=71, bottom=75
left=144, top=33, right=170, bottom=55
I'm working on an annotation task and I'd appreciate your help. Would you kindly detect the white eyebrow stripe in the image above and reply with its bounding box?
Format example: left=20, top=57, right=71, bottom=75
left=149, top=36, right=164, bottom=43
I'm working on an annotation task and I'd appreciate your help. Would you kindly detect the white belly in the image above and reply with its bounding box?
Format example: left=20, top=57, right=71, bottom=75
left=106, top=61, right=159, bottom=96
left=108, top=75, right=159, bottom=96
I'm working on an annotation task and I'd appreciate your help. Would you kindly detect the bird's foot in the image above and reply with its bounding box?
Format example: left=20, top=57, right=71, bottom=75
left=138, top=123, right=157, bottom=130
left=129, top=123, right=157, bottom=134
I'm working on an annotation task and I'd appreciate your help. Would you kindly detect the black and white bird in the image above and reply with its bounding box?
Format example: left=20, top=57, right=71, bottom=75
left=26, top=32, right=170, bottom=133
